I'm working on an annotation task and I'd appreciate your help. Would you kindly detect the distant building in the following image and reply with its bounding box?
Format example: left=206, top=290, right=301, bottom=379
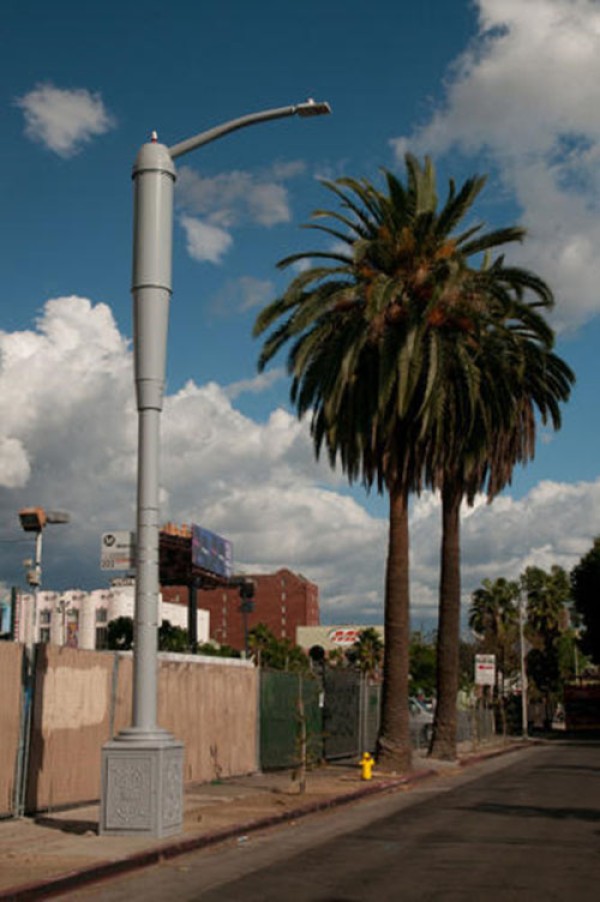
left=297, top=624, right=384, bottom=654
left=13, top=585, right=209, bottom=649
left=162, top=568, right=320, bottom=651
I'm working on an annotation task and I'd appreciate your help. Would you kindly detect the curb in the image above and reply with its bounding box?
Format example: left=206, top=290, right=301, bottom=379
left=458, top=738, right=539, bottom=768
left=0, top=770, right=436, bottom=901
left=0, top=743, right=528, bottom=901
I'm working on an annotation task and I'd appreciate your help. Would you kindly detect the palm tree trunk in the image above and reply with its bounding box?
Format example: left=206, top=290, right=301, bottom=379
left=377, top=484, right=412, bottom=773
left=430, top=482, right=462, bottom=760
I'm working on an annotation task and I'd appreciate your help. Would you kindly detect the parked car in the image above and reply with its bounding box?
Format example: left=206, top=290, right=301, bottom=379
left=409, top=696, right=434, bottom=746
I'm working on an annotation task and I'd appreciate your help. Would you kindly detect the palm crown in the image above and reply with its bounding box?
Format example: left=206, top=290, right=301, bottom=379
left=255, top=155, right=572, bottom=500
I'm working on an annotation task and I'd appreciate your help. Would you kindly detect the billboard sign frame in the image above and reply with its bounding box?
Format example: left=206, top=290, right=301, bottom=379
left=191, top=524, right=233, bottom=579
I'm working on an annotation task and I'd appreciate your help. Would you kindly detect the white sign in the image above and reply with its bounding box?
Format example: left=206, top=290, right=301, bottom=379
left=328, top=627, right=361, bottom=647
left=475, top=654, right=496, bottom=686
left=100, top=531, right=135, bottom=571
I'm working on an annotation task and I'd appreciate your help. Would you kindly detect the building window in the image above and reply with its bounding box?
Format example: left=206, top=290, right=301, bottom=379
left=65, top=610, right=79, bottom=648
left=39, top=627, right=51, bottom=643
left=95, top=608, right=108, bottom=647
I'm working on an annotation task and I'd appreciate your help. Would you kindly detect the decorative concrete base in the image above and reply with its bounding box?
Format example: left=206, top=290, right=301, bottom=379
left=100, top=730, right=184, bottom=838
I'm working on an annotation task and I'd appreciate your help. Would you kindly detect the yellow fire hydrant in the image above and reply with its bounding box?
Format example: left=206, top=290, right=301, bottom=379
left=360, top=752, right=374, bottom=781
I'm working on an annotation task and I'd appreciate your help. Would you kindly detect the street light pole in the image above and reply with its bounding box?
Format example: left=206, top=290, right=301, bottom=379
left=19, top=508, right=70, bottom=643
left=519, top=591, right=529, bottom=739
left=100, top=100, right=330, bottom=838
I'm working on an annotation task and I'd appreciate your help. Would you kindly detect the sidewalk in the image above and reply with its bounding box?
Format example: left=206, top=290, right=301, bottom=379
left=0, top=739, right=530, bottom=901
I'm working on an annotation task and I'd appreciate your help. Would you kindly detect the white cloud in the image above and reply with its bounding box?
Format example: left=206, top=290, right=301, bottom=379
left=16, top=83, right=115, bottom=157
left=177, top=161, right=304, bottom=228
left=210, top=276, right=275, bottom=315
left=0, top=437, right=30, bottom=488
left=224, top=368, right=285, bottom=400
left=179, top=214, right=233, bottom=263
left=175, top=161, right=305, bottom=264
left=391, top=0, right=600, bottom=330
left=1, top=297, right=598, bottom=626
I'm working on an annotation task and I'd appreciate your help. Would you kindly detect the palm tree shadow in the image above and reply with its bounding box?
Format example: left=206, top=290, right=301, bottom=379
left=457, top=802, right=600, bottom=822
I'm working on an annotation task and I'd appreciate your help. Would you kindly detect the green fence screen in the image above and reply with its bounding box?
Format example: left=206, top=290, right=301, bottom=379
left=259, top=670, right=323, bottom=770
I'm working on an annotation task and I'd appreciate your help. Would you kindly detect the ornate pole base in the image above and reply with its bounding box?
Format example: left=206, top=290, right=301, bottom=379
left=100, top=729, right=184, bottom=837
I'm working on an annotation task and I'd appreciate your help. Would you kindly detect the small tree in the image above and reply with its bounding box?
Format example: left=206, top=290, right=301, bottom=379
left=107, top=616, right=134, bottom=650
left=352, top=628, right=384, bottom=677
left=247, top=623, right=310, bottom=672
left=158, top=620, right=189, bottom=652
left=522, top=565, right=572, bottom=727
left=571, top=537, right=600, bottom=664
left=409, top=632, right=437, bottom=698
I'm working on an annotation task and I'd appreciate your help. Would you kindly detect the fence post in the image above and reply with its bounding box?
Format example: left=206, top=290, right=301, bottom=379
left=13, top=645, right=36, bottom=817
left=108, top=652, right=120, bottom=741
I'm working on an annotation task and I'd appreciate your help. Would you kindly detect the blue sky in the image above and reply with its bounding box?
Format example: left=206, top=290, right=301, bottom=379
left=1, top=0, right=599, bottom=627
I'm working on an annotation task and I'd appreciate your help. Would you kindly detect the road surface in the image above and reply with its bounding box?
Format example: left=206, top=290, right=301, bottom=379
left=63, top=738, right=599, bottom=901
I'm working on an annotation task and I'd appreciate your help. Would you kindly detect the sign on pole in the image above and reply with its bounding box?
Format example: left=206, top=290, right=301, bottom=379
left=475, top=653, right=496, bottom=686
left=100, top=531, right=135, bottom=571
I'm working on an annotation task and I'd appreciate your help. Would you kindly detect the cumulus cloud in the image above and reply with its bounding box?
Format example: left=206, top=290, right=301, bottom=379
left=179, top=214, right=233, bottom=264
left=224, top=368, right=285, bottom=400
left=390, top=0, right=600, bottom=330
left=0, top=437, right=30, bottom=489
left=1, top=297, right=598, bottom=626
left=209, top=275, right=276, bottom=316
left=16, top=83, right=115, bottom=157
left=175, top=161, right=305, bottom=264
left=177, top=161, right=304, bottom=226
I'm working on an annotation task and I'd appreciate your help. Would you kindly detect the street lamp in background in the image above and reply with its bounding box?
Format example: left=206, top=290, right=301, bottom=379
left=518, top=590, right=529, bottom=739
left=100, top=99, right=331, bottom=838
left=18, top=507, right=70, bottom=643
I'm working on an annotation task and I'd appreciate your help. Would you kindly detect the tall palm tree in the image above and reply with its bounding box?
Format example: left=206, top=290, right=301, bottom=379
left=253, top=155, right=571, bottom=771
left=521, top=565, right=572, bottom=726
left=427, top=313, right=573, bottom=758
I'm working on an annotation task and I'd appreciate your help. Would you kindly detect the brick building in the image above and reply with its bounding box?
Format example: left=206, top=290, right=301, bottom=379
left=162, top=568, right=320, bottom=651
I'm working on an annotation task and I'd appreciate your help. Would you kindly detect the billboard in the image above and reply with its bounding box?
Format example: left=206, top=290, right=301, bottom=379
left=191, top=524, right=233, bottom=579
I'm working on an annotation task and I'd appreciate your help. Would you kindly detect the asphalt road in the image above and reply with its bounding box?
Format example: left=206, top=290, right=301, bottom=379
left=66, top=739, right=599, bottom=901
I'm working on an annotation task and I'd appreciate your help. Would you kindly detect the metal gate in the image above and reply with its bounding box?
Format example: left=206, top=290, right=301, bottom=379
left=322, top=668, right=361, bottom=760
left=321, top=670, right=382, bottom=760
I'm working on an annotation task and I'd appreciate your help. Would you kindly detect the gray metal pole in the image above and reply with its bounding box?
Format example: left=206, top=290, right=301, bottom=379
left=101, top=100, right=330, bottom=838
left=519, top=592, right=528, bottom=738
left=131, top=138, right=175, bottom=733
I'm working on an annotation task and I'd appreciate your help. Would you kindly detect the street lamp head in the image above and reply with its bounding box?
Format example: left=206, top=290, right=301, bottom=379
left=295, top=99, right=332, bottom=117
left=46, top=511, right=71, bottom=525
left=19, top=507, right=47, bottom=532
left=19, top=507, right=70, bottom=531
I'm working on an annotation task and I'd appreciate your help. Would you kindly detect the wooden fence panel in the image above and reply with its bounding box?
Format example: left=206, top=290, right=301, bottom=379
left=0, top=643, right=24, bottom=816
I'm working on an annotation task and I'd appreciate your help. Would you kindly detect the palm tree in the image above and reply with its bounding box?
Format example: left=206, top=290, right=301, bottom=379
left=470, top=577, right=520, bottom=643
left=352, top=627, right=384, bottom=676
left=253, top=155, right=572, bottom=771
left=521, top=565, right=572, bottom=727
left=428, top=327, right=574, bottom=759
